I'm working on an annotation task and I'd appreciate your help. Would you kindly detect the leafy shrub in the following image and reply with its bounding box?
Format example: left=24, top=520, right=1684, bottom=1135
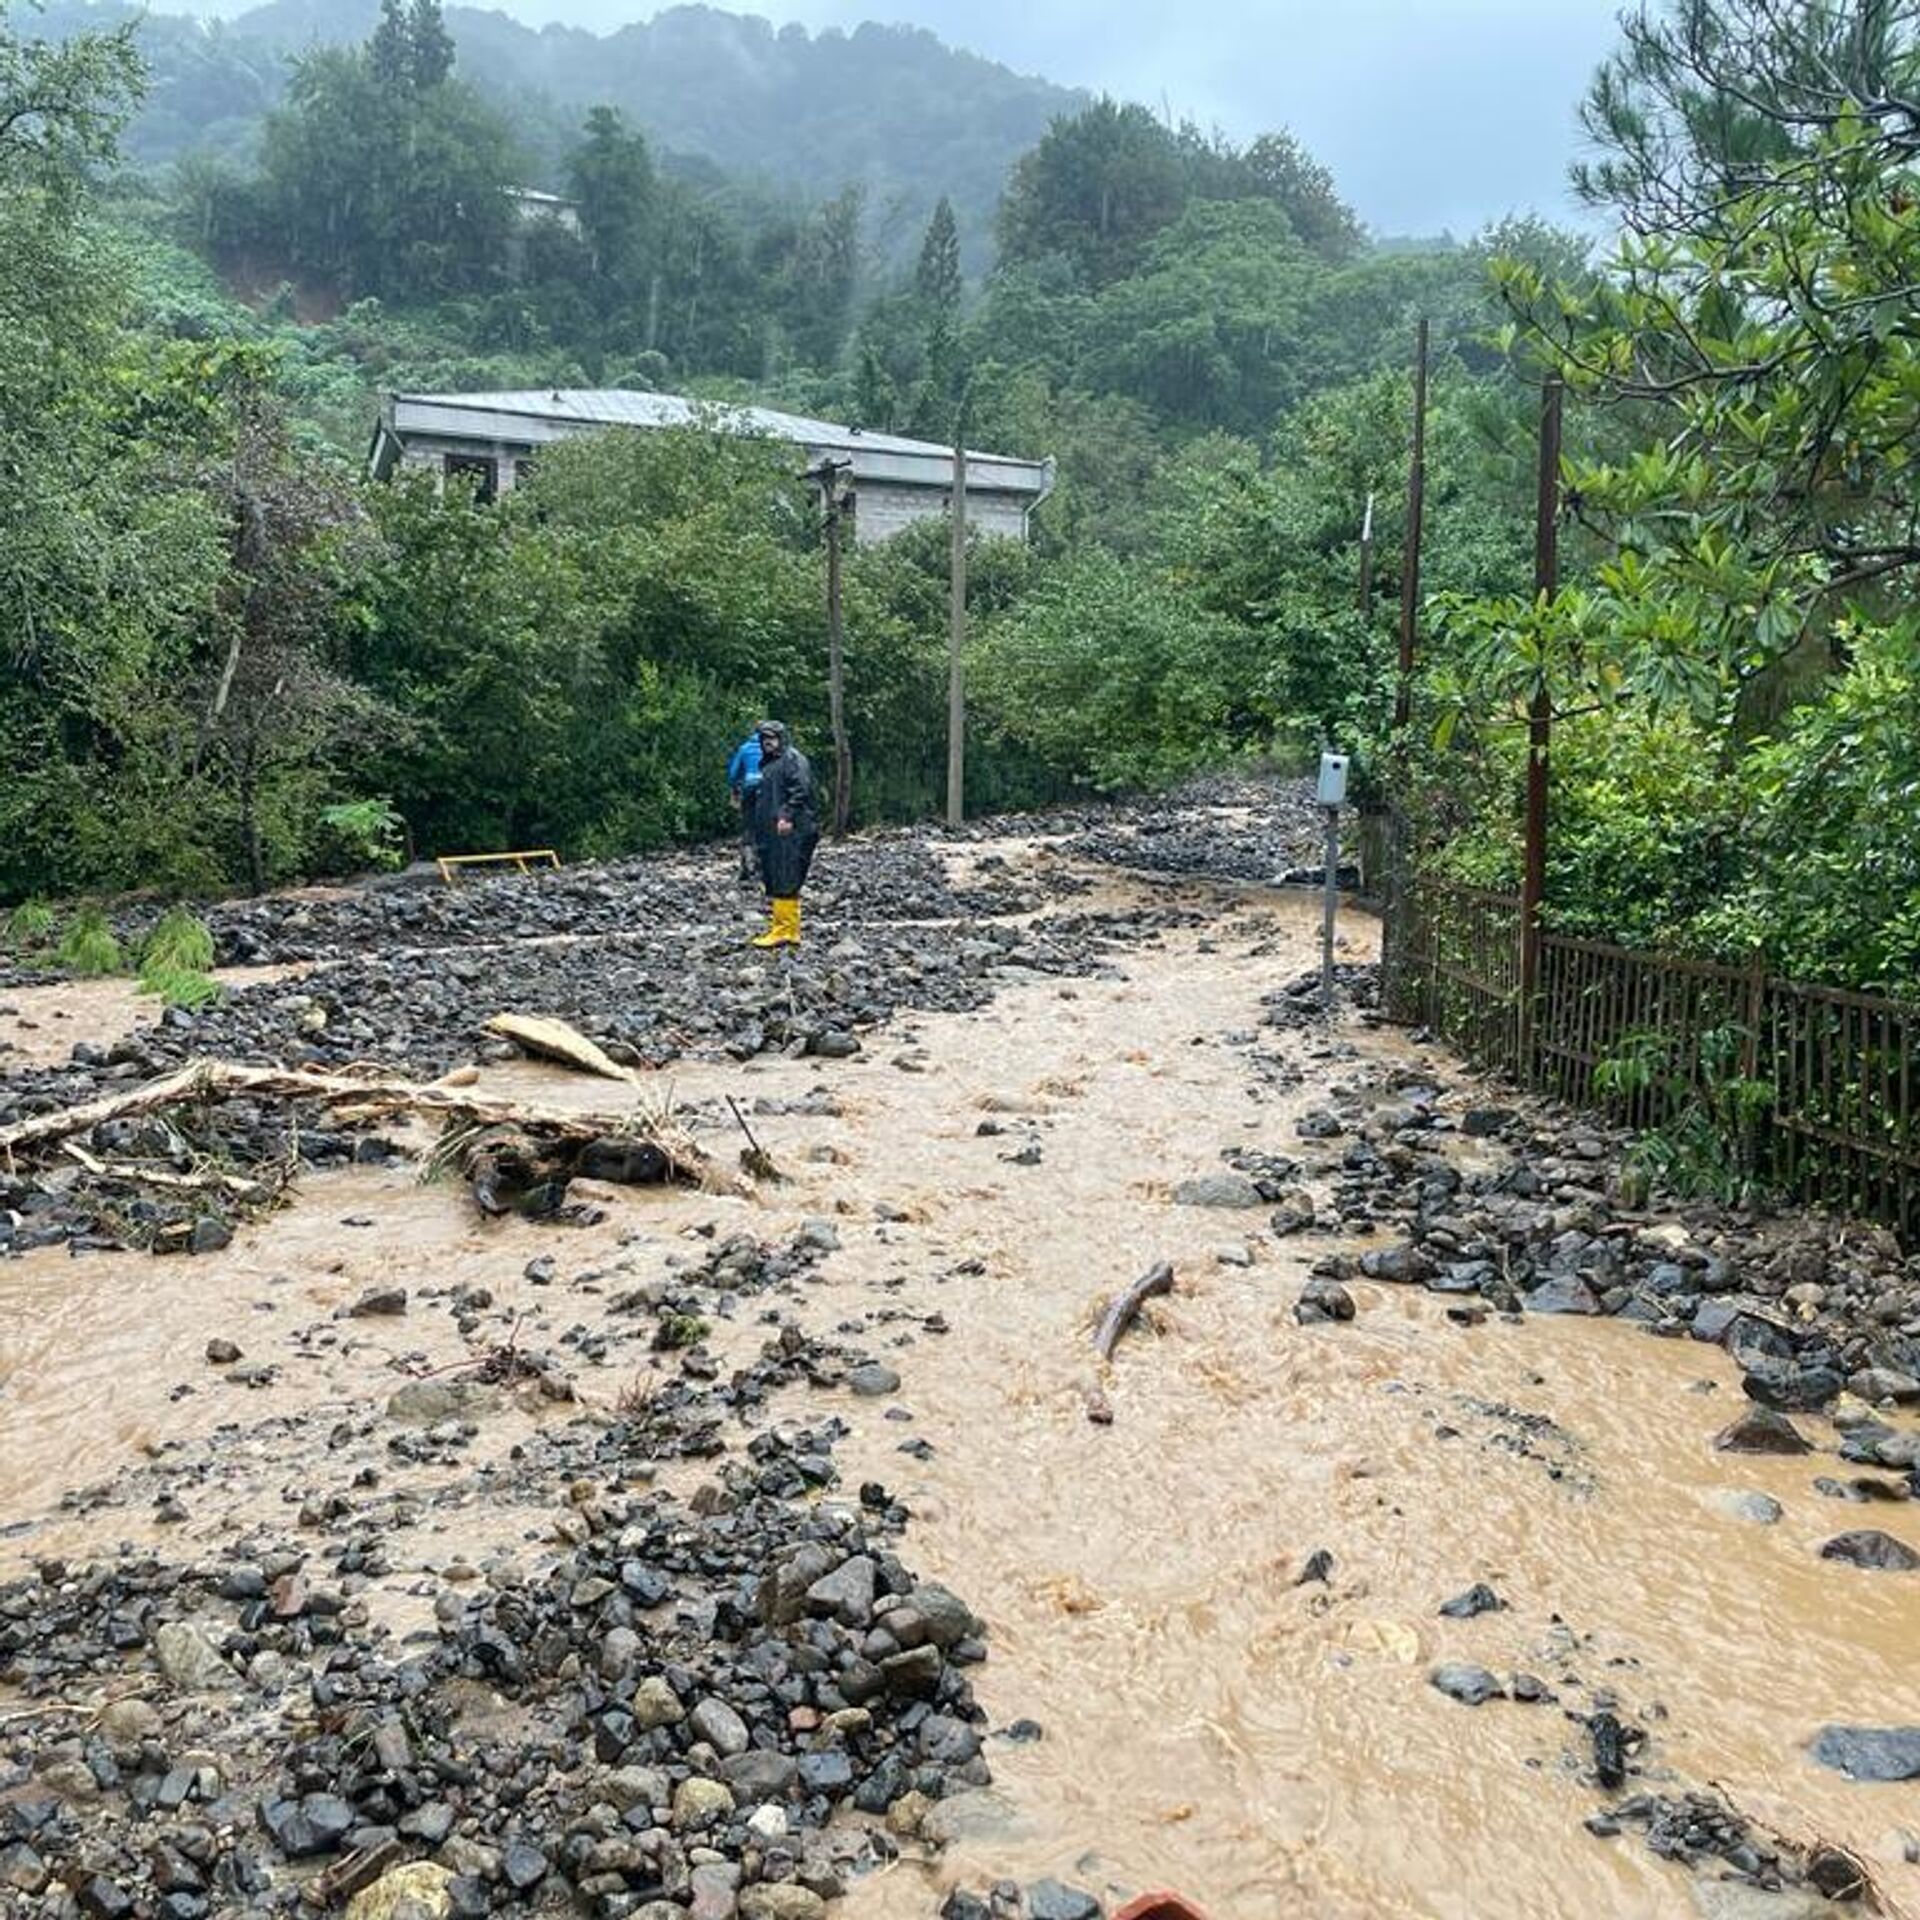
left=1593, top=1024, right=1772, bottom=1204
left=318, top=798, right=407, bottom=873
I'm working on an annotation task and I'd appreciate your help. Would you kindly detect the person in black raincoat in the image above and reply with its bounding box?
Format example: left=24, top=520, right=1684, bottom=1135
left=747, top=720, right=819, bottom=948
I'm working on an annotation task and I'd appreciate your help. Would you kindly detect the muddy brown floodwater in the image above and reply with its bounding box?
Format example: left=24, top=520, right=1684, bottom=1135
left=3, top=855, right=1918, bottom=1920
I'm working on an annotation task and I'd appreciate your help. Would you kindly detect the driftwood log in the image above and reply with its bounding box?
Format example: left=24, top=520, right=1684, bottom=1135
left=484, top=1013, right=639, bottom=1084
left=1092, top=1261, right=1175, bottom=1363
left=0, top=1057, right=722, bottom=1196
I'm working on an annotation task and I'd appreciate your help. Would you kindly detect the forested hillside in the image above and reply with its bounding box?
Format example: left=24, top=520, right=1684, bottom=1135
left=35, top=0, right=1080, bottom=260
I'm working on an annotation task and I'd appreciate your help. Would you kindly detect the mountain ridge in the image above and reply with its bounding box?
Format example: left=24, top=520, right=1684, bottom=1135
left=48, top=0, right=1085, bottom=254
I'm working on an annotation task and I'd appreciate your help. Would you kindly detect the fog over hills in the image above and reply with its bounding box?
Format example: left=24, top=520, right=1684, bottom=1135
left=52, top=0, right=1622, bottom=237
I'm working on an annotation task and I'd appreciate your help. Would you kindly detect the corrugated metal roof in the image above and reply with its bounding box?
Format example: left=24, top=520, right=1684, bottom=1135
left=390, top=389, right=1044, bottom=477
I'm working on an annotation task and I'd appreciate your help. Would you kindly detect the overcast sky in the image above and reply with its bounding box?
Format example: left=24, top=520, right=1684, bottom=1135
left=205, top=0, right=1632, bottom=234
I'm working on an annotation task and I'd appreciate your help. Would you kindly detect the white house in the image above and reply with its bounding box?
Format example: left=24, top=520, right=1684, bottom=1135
left=367, top=389, right=1055, bottom=544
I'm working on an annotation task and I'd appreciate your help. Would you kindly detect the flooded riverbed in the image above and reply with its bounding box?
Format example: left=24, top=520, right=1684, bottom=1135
left=2, top=863, right=1916, bottom=1919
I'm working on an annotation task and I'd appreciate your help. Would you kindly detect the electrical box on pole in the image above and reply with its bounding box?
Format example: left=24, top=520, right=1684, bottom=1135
left=1318, top=751, right=1347, bottom=1009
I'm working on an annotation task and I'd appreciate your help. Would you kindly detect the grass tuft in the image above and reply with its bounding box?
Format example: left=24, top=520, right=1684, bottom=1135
left=5, top=899, right=56, bottom=952
left=137, top=963, right=223, bottom=1010
left=141, top=905, right=216, bottom=975
left=56, top=907, right=124, bottom=977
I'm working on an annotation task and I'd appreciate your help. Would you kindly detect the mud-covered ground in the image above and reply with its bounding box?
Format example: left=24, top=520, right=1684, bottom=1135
left=3, top=781, right=1918, bottom=1920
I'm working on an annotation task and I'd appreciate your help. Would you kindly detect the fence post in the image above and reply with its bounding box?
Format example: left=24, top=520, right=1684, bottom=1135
left=1518, top=377, right=1563, bottom=1081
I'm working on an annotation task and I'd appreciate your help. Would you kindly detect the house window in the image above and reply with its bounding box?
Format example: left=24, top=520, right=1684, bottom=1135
left=445, top=453, right=498, bottom=503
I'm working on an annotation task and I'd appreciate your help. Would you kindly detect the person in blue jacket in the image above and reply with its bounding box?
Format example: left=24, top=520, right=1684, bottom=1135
left=746, top=720, right=819, bottom=948
left=727, top=729, right=763, bottom=875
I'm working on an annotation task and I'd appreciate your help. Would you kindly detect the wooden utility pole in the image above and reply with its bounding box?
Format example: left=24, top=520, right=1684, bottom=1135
left=1382, top=319, right=1430, bottom=1014
left=1393, top=319, right=1429, bottom=738
left=1518, top=376, right=1564, bottom=1066
left=1358, top=490, right=1376, bottom=620
left=947, top=429, right=968, bottom=828
left=811, top=459, right=854, bottom=838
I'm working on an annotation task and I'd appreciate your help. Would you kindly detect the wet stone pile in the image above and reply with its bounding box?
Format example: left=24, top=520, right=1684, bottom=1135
left=104, top=841, right=1015, bottom=973
left=0, top=1503, right=990, bottom=1919
left=0, top=1273, right=997, bottom=1917
left=0, top=871, right=1186, bottom=1255
left=1268, top=1051, right=1920, bottom=1407
left=1055, top=775, right=1330, bottom=888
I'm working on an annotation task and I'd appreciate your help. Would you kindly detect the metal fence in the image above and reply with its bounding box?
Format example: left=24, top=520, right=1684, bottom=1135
left=1391, top=878, right=1920, bottom=1240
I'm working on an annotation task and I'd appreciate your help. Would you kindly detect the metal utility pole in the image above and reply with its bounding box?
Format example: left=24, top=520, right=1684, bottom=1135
left=1318, top=750, right=1350, bottom=1012
left=808, top=458, right=855, bottom=839
left=947, top=429, right=969, bottom=828
left=1519, top=376, right=1564, bottom=1062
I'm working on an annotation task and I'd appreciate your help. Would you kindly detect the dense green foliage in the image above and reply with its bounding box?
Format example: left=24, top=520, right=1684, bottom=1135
left=1414, top=0, right=1920, bottom=996
left=11, top=0, right=1918, bottom=1005
left=4, top=0, right=1525, bottom=908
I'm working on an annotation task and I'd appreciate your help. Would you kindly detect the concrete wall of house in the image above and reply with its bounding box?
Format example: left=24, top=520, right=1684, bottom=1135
left=853, top=481, right=1029, bottom=546
left=389, top=428, right=1038, bottom=537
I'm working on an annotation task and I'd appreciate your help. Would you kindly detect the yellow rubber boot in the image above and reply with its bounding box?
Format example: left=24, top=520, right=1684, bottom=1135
left=751, top=899, right=801, bottom=948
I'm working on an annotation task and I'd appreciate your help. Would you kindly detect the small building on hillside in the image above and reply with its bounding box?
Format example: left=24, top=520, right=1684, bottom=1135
left=367, top=389, right=1055, bottom=544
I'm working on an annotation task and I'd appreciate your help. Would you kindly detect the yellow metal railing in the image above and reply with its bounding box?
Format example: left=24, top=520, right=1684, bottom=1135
left=435, top=849, right=561, bottom=885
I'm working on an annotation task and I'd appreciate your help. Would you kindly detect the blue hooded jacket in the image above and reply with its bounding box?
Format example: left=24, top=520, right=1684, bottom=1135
left=727, top=735, right=764, bottom=795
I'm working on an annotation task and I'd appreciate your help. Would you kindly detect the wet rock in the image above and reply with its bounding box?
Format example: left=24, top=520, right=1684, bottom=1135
left=1810, top=1725, right=1920, bottom=1780
left=1173, top=1173, right=1263, bottom=1209
left=259, top=1791, right=355, bottom=1857
left=1524, top=1275, right=1601, bottom=1316
left=1713, top=1491, right=1784, bottom=1526
left=632, top=1675, right=686, bottom=1729
left=672, top=1778, right=736, bottom=1830
left=345, top=1864, right=455, bottom=1920
left=188, top=1217, right=231, bottom=1255
left=1295, top=1278, right=1355, bottom=1324
left=1713, top=1408, right=1811, bottom=1455
left=386, top=1381, right=499, bottom=1424
left=738, top=1888, right=827, bottom=1920
left=1295, top=1549, right=1334, bottom=1586
left=1358, top=1243, right=1432, bottom=1285
left=1851, top=1367, right=1920, bottom=1406
left=1740, top=1358, right=1844, bottom=1412
left=688, top=1696, right=751, bottom=1757
left=151, top=1622, right=237, bottom=1694
left=1589, top=1710, right=1630, bottom=1789
left=1437, top=1583, right=1504, bottom=1619
left=807, top=1554, right=877, bottom=1626
left=1819, top=1528, right=1920, bottom=1570
left=1430, top=1663, right=1502, bottom=1706
left=1027, top=1881, right=1103, bottom=1920
left=908, top=1582, right=982, bottom=1650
